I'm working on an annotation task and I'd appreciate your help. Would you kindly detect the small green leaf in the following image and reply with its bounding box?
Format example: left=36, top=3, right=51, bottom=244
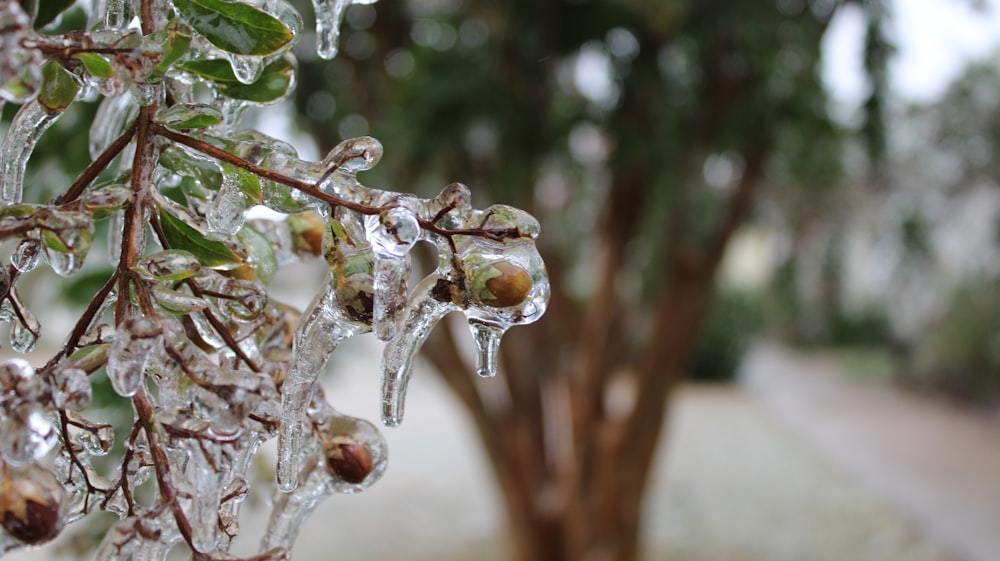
left=171, top=0, right=294, bottom=56
left=74, top=53, right=114, bottom=79
left=38, top=60, right=80, bottom=113
left=158, top=103, right=224, bottom=129
left=0, top=204, right=40, bottom=219
left=158, top=207, right=243, bottom=268
left=238, top=225, right=277, bottom=284
left=178, top=57, right=294, bottom=103
left=155, top=25, right=193, bottom=73
left=222, top=163, right=262, bottom=201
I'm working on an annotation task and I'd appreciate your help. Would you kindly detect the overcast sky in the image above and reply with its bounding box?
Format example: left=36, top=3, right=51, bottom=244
left=823, top=0, right=1000, bottom=105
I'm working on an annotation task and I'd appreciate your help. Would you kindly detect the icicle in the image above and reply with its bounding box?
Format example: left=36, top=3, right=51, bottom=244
left=106, top=317, right=162, bottom=397
left=277, top=283, right=366, bottom=491
left=366, top=206, right=419, bottom=341
left=207, top=174, right=249, bottom=235
left=310, top=0, right=378, bottom=59
left=265, top=411, right=386, bottom=551
left=380, top=276, right=456, bottom=427
left=468, top=321, right=504, bottom=378
left=107, top=210, right=124, bottom=266
left=0, top=101, right=60, bottom=203
left=104, top=0, right=127, bottom=29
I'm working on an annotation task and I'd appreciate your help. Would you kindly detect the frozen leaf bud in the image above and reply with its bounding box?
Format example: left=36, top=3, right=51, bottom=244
left=325, top=433, right=374, bottom=484
left=322, top=136, right=383, bottom=175
left=0, top=467, right=67, bottom=545
left=470, top=260, right=533, bottom=308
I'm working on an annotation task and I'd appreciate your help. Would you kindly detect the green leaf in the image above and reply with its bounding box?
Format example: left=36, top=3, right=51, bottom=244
left=178, top=57, right=294, bottom=103
left=238, top=225, right=277, bottom=284
left=157, top=103, right=224, bottom=129
left=158, top=207, right=243, bottom=268
left=38, top=60, right=80, bottom=113
left=222, top=163, right=262, bottom=201
left=171, top=0, right=293, bottom=56
left=34, top=0, right=76, bottom=29
left=0, top=204, right=40, bottom=219
left=74, top=53, right=114, bottom=79
left=155, top=25, right=193, bottom=74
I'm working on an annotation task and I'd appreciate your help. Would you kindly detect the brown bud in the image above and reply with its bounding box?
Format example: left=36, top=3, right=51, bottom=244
left=478, top=261, right=533, bottom=308
left=325, top=434, right=374, bottom=484
left=0, top=471, right=66, bottom=545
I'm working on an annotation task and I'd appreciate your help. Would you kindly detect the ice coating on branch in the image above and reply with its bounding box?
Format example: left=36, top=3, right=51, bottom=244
left=320, top=136, right=383, bottom=182
left=380, top=275, right=457, bottom=427
left=0, top=101, right=61, bottom=203
left=366, top=206, right=419, bottom=340
left=107, top=317, right=163, bottom=397
left=311, top=0, right=378, bottom=59
left=184, top=441, right=222, bottom=552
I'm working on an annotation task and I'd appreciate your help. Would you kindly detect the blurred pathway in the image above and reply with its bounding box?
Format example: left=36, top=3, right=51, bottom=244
left=742, top=343, right=1000, bottom=561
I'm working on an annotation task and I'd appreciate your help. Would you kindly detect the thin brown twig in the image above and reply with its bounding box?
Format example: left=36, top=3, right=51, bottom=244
left=55, top=121, right=138, bottom=206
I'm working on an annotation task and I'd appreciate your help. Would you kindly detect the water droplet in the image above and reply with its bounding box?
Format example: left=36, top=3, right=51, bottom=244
left=227, top=53, right=264, bottom=84
left=11, top=239, right=41, bottom=272
left=0, top=403, right=58, bottom=465
left=106, top=317, right=162, bottom=397
left=207, top=175, right=248, bottom=235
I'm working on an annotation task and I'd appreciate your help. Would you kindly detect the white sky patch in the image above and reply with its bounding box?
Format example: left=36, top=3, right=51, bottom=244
left=824, top=0, right=1000, bottom=106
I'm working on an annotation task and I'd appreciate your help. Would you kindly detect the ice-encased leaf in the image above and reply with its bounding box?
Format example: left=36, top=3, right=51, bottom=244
left=178, top=56, right=294, bottom=103
left=171, top=0, right=294, bottom=56
left=237, top=224, right=277, bottom=284
left=157, top=102, right=224, bottom=129
left=158, top=206, right=243, bottom=268
left=153, top=24, right=193, bottom=74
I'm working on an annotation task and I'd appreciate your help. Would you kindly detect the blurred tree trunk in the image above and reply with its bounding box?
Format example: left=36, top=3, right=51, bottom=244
left=291, top=1, right=869, bottom=559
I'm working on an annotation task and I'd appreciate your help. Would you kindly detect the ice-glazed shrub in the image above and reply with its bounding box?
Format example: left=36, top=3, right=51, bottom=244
left=0, top=0, right=548, bottom=558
